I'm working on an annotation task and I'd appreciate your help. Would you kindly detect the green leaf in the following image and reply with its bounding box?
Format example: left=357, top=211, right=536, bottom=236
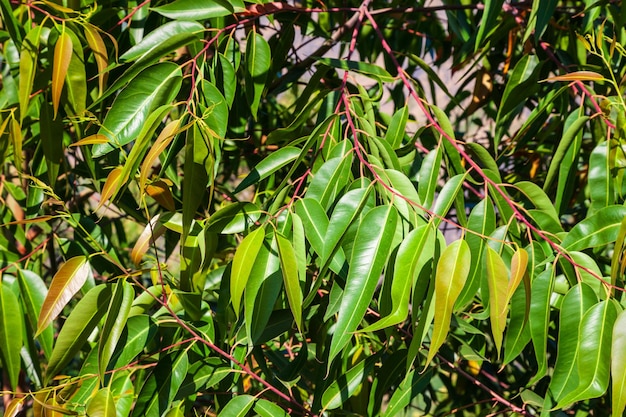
left=317, top=57, right=395, bottom=82
left=382, top=369, right=433, bottom=417
left=385, top=105, right=409, bottom=149
left=132, top=351, right=189, bottom=417
left=306, top=155, right=354, bottom=210
left=515, top=181, right=561, bottom=227
left=110, top=315, right=157, bottom=371
left=431, top=173, right=466, bottom=227
left=0, top=281, right=22, bottom=390
left=588, top=141, right=615, bottom=211
left=231, top=226, right=266, bottom=317
left=151, top=0, right=243, bottom=20
left=244, top=237, right=283, bottom=345
left=46, top=284, right=113, bottom=382
left=486, top=246, right=509, bottom=358
left=52, top=29, right=72, bottom=118
left=64, top=27, right=87, bottom=116
left=362, top=224, right=435, bottom=332
left=528, top=267, right=554, bottom=384
left=561, top=205, right=626, bottom=251
left=475, top=0, right=505, bottom=49
left=328, top=205, right=398, bottom=365
left=612, top=309, right=626, bottom=416
left=557, top=300, right=619, bottom=407
left=322, top=187, right=371, bottom=268
left=18, top=26, right=41, bottom=121
left=182, top=125, right=209, bottom=237
left=86, top=388, right=116, bottom=417
left=120, top=21, right=204, bottom=63
left=321, top=356, right=377, bottom=410
left=275, top=232, right=303, bottom=332
left=37, top=256, right=90, bottom=336
left=206, top=202, right=262, bottom=234
left=218, top=395, right=255, bottom=416
left=426, top=239, right=471, bottom=365
left=93, top=63, right=182, bottom=157
left=245, top=30, right=271, bottom=119
left=544, top=114, right=589, bottom=191
left=200, top=79, right=229, bottom=138
left=549, top=283, right=597, bottom=401
left=235, top=147, right=301, bottom=193
left=502, top=285, right=531, bottom=365
left=17, top=270, right=53, bottom=359
left=418, top=145, right=442, bottom=209
left=254, top=399, right=288, bottom=417
left=98, top=279, right=134, bottom=380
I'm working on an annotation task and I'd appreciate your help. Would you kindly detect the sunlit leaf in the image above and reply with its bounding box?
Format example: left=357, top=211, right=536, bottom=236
left=37, top=256, right=90, bottom=336
left=276, top=232, right=303, bottom=332
left=151, top=0, right=243, bottom=20
left=544, top=71, right=605, bottom=82
left=0, top=281, right=22, bottom=390
left=84, top=23, right=108, bottom=95
left=231, top=226, right=265, bottom=317
left=486, top=246, right=508, bottom=358
left=322, top=356, right=377, bottom=410
left=86, top=388, right=116, bottom=417
left=245, top=30, right=271, bottom=119
left=218, top=395, right=256, bottom=417
left=52, top=29, right=72, bottom=118
left=612, top=309, right=626, bottom=416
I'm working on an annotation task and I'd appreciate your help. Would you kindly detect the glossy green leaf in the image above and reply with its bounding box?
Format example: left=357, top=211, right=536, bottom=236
left=418, top=145, right=442, bottom=209
left=206, top=202, right=262, bottom=234
left=231, top=226, right=266, bottom=316
left=322, top=356, right=377, bottom=410
left=475, top=0, right=505, bottom=49
left=426, top=239, right=471, bottom=365
left=200, top=79, right=229, bottom=138
left=275, top=231, right=303, bottom=331
left=515, top=181, right=560, bottom=227
left=528, top=267, right=554, bottom=384
left=244, top=237, right=283, bottom=345
left=254, top=399, right=288, bottom=417
left=486, top=246, right=508, bottom=358
left=46, top=284, right=113, bottom=382
left=385, top=105, right=409, bottom=149
left=382, top=369, right=433, bottom=417
left=431, top=173, right=466, bottom=227
left=306, top=156, right=354, bottom=210
left=589, top=141, right=615, bottom=211
left=63, top=28, right=86, bottom=115
left=131, top=351, right=189, bottom=417
left=549, top=283, right=597, bottom=401
left=0, top=281, right=22, bottom=390
left=235, top=147, right=301, bottom=193
left=37, top=256, right=90, bottom=336
left=120, top=21, right=204, bottom=63
left=218, top=394, right=255, bottom=416
left=18, top=26, right=41, bottom=121
left=322, top=187, right=371, bottom=268
left=502, top=285, right=531, bottom=365
left=295, top=198, right=346, bottom=275
left=557, top=299, right=619, bottom=407
left=612, top=309, right=626, bottom=416
left=328, top=205, right=398, bottom=365
left=84, top=23, right=108, bottom=95
left=182, top=125, right=209, bottom=237
left=151, top=0, right=243, bottom=20
left=362, top=224, right=435, bottom=332
left=17, top=270, right=53, bottom=359
left=110, top=315, right=157, bottom=371
left=86, top=388, right=116, bottom=417
left=94, top=63, right=182, bottom=157
left=98, top=279, right=133, bottom=379
left=561, top=205, right=626, bottom=251
left=245, top=31, right=271, bottom=119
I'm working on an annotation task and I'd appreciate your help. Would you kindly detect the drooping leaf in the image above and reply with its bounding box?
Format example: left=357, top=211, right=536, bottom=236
left=486, top=246, right=509, bottom=358
left=382, top=369, right=433, bottom=417
left=17, top=270, right=53, bottom=359
left=328, top=205, right=398, bottom=365
left=528, top=267, right=554, bottom=384
left=52, top=28, right=73, bottom=118
left=235, top=146, right=302, bottom=193
left=385, top=105, right=409, bottom=149
left=306, top=155, right=354, bottom=210
left=206, top=202, right=262, bottom=234
left=557, top=299, right=619, bottom=407
left=98, top=279, right=134, bottom=380
left=321, top=356, right=377, bottom=410
left=109, top=315, right=157, bottom=371
left=549, top=283, right=597, bottom=401
left=18, top=25, right=41, bottom=121
left=46, top=284, right=113, bottom=382
left=275, top=232, right=303, bottom=332
left=588, top=141, right=615, bottom=211
left=0, top=281, right=22, bottom=390
left=612, top=309, right=626, bottom=416
left=231, top=227, right=265, bottom=317
left=151, top=0, right=243, bottom=20
left=83, top=23, right=108, bottom=95
left=426, top=239, right=471, bottom=365
left=137, top=116, right=181, bottom=193
left=245, top=30, right=271, bottom=119
left=418, top=145, right=442, bottom=210
left=37, top=256, right=90, bottom=336
left=254, top=399, right=288, bottom=417
left=86, top=388, right=116, bottom=417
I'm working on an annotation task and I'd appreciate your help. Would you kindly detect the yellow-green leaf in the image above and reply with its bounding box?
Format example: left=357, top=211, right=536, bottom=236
left=231, top=227, right=265, bottom=317
left=276, top=232, right=303, bottom=332
left=37, top=256, right=90, bottom=336
left=10, top=118, right=22, bottom=169
left=612, top=309, right=626, bottom=416
left=0, top=281, right=22, bottom=390
left=18, top=26, right=41, bottom=121
left=97, top=166, right=127, bottom=211
left=426, top=239, right=470, bottom=366
left=86, top=388, right=116, bottom=417
left=69, top=133, right=110, bottom=147
left=486, top=246, right=509, bottom=358
left=83, top=23, right=108, bottom=96
left=139, top=118, right=181, bottom=192
left=52, top=30, right=73, bottom=118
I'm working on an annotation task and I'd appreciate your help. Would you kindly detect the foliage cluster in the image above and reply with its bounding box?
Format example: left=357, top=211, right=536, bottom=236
left=2, top=0, right=626, bottom=415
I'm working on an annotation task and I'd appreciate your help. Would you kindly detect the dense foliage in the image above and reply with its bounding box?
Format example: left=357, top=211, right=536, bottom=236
left=2, top=0, right=626, bottom=415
